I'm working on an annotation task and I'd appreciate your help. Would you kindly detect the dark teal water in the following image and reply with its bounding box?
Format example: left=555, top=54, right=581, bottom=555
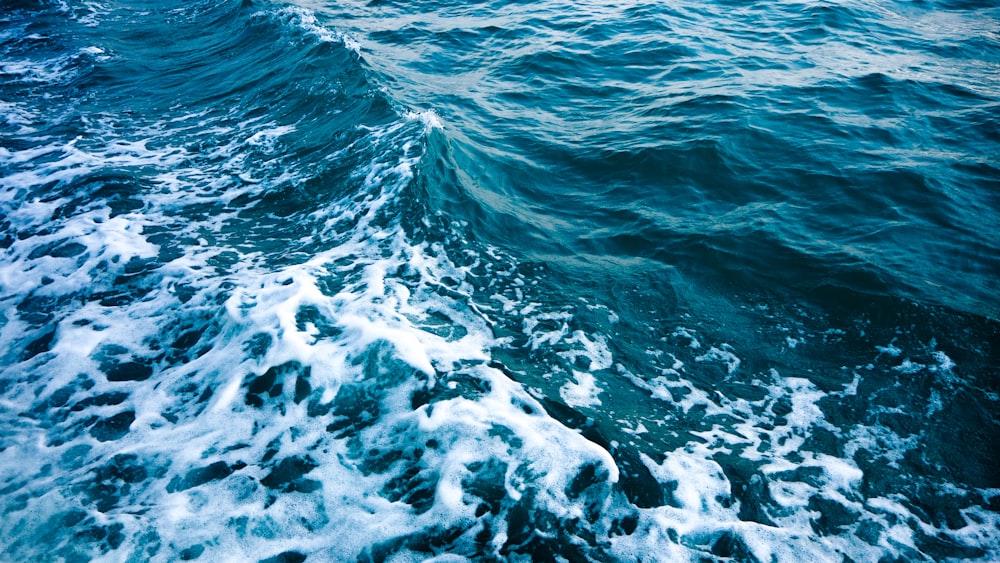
left=1, top=0, right=998, bottom=561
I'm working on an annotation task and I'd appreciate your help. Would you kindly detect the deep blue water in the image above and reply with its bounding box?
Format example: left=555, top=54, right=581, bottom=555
left=1, top=0, right=998, bottom=561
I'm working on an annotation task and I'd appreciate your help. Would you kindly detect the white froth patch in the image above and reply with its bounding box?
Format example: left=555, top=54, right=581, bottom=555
left=695, top=344, right=741, bottom=374
left=63, top=0, right=111, bottom=27
left=51, top=319, right=105, bottom=358
left=406, top=109, right=443, bottom=131
left=347, top=314, right=436, bottom=375
left=275, top=6, right=340, bottom=44
left=784, top=377, right=825, bottom=431
left=931, top=349, right=955, bottom=372
left=559, top=330, right=613, bottom=371
left=211, top=373, right=245, bottom=413
left=644, top=448, right=732, bottom=517
left=623, top=368, right=730, bottom=417
left=0, top=99, right=36, bottom=133
left=892, top=358, right=924, bottom=373
left=0, top=203, right=157, bottom=305
left=419, top=364, right=620, bottom=511
left=1, top=57, right=72, bottom=83
left=671, top=326, right=701, bottom=349
left=523, top=310, right=571, bottom=350
left=841, top=372, right=861, bottom=395
left=490, top=292, right=518, bottom=313
left=244, top=125, right=295, bottom=152
left=843, top=420, right=921, bottom=468
left=876, top=341, right=902, bottom=357
left=560, top=370, right=603, bottom=408
left=815, top=453, right=864, bottom=491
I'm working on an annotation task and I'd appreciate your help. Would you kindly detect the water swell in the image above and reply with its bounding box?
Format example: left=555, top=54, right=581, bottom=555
left=337, top=0, right=1000, bottom=320
left=1, top=0, right=999, bottom=561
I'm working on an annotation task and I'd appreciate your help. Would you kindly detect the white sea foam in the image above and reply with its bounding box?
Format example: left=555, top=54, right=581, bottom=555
left=560, top=370, right=603, bottom=408
left=694, top=344, right=742, bottom=374
left=0, top=71, right=629, bottom=558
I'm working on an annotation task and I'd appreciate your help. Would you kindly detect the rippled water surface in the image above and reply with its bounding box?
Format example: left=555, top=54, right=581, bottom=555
left=1, top=0, right=998, bottom=561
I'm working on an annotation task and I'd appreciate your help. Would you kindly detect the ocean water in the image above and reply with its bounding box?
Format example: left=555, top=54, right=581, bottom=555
left=1, top=0, right=998, bottom=560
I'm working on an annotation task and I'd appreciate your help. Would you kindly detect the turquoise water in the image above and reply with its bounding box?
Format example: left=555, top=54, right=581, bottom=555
left=1, top=0, right=997, bottom=560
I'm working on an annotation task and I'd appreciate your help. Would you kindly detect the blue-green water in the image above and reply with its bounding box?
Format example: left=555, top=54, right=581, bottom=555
left=1, top=0, right=998, bottom=560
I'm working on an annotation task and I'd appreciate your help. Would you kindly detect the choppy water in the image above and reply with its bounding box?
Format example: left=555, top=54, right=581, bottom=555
left=1, top=0, right=998, bottom=561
